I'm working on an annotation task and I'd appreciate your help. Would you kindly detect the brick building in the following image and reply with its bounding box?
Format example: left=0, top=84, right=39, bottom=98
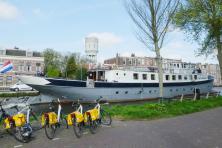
left=0, top=47, right=44, bottom=88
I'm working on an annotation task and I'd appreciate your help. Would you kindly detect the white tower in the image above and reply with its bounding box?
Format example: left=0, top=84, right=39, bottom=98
left=85, top=37, right=98, bottom=64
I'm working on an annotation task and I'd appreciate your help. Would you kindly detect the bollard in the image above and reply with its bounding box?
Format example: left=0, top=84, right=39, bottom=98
left=180, top=94, right=184, bottom=102
left=193, top=88, right=197, bottom=101
left=206, top=92, right=209, bottom=99
left=216, top=91, right=220, bottom=97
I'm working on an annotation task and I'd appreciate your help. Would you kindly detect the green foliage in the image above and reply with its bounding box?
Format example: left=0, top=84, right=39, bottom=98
left=43, top=48, right=61, bottom=75
left=46, top=65, right=61, bottom=78
left=66, top=55, right=77, bottom=79
left=75, top=66, right=87, bottom=80
left=104, top=97, right=222, bottom=120
left=173, top=0, right=222, bottom=55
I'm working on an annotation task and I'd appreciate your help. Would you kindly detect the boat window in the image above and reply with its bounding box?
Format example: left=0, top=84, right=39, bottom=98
left=142, top=74, right=147, bottom=80
left=184, top=76, right=188, bottom=80
left=149, top=90, right=152, bottom=93
left=183, top=88, right=186, bottom=91
left=170, top=89, right=173, bottom=92
left=116, top=73, right=118, bottom=76
left=165, top=75, right=169, bottom=80
left=178, top=75, right=182, bottom=80
left=133, top=73, right=138, bottom=80
left=124, top=73, right=126, bottom=76
left=116, top=91, right=119, bottom=94
left=151, top=74, right=155, bottom=80
left=172, top=75, right=176, bottom=80
left=125, top=91, right=128, bottom=94
left=194, top=75, right=197, bottom=80
left=176, top=89, right=178, bottom=91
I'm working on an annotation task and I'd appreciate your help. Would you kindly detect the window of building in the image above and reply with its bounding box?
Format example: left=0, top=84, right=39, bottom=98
left=178, top=75, right=182, bottom=80
left=165, top=75, right=169, bottom=80
left=133, top=73, right=138, bottom=80
left=172, top=75, right=176, bottom=80
left=142, top=74, right=147, bottom=80
left=151, top=74, right=155, bottom=80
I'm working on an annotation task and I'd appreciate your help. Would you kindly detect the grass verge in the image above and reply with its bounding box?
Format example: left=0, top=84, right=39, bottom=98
left=0, top=91, right=40, bottom=98
left=104, top=96, right=222, bottom=120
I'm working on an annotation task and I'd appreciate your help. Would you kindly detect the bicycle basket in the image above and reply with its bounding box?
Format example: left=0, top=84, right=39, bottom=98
left=13, top=113, right=26, bottom=127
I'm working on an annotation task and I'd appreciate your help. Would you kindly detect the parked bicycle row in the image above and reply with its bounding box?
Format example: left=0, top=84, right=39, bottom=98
left=0, top=97, right=112, bottom=143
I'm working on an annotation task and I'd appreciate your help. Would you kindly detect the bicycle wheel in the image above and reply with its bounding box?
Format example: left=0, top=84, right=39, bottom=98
left=87, top=115, right=97, bottom=134
left=12, top=126, right=31, bottom=143
left=30, top=111, right=43, bottom=131
left=100, top=109, right=112, bottom=126
left=44, top=122, right=56, bottom=140
left=60, top=116, right=68, bottom=129
left=73, top=118, right=83, bottom=138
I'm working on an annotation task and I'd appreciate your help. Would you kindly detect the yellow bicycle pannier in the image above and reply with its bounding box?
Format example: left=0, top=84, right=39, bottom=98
left=86, top=109, right=99, bottom=121
left=48, top=112, right=58, bottom=125
left=41, top=112, right=58, bottom=126
left=3, top=118, right=11, bottom=129
left=13, top=113, right=26, bottom=127
left=67, top=111, right=84, bottom=125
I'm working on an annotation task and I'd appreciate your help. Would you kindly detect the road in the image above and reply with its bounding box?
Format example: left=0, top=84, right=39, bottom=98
left=1, top=107, right=222, bottom=148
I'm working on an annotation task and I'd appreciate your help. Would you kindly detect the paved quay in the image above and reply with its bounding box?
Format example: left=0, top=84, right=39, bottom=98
left=1, top=107, right=222, bottom=148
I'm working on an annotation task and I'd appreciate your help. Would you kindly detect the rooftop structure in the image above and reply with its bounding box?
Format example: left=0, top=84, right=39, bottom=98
left=85, top=37, right=98, bottom=64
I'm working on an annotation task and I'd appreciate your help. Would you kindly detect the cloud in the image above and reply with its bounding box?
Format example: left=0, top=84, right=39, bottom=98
left=0, top=1, right=20, bottom=20
left=87, top=32, right=123, bottom=48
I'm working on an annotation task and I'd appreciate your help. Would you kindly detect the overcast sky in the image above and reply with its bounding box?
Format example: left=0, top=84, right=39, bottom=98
left=0, top=0, right=218, bottom=64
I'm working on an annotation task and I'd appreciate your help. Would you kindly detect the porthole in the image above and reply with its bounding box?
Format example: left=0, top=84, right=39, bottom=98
left=125, top=91, right=128, bottom=94
left=124, top=73, right=126, bottom=76
left=154, top=90, right=157, bottom=93
left=176, top=89, right=178, bottom=92
left=116, top=91, right=119, bottom=94
left=149, top=90, right=152, bottom=93
left=116, top=73, right=118, bottom=76
left=183, top=88, right=186, bottom=91
left=170, top=89, right=173, bottom=92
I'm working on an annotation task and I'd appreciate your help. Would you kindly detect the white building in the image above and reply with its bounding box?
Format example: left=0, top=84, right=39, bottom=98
left=85, top=37, right=98, bottom=64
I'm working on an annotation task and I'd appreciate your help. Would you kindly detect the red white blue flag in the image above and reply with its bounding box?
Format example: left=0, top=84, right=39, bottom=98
left=0, top=61, right=13, bottom=73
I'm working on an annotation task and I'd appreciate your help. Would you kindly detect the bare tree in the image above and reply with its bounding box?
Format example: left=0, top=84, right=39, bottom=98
left=125, top=0, right=179, bottom=100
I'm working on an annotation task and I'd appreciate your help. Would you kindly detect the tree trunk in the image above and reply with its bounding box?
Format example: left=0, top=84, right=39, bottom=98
left=217, top=51, right=222, bottom=82
left=155, top=45, right=163, bottom=100
left=216, top=35, right=222, bottom=83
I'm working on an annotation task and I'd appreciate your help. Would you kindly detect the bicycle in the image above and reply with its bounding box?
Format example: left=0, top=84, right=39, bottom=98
left=67, top=98, right=112, bottom=138
left=0, top=100, right=30, bottom=143
left=41, top=98, right=68, bottom=140
left=16, top=98, right=43, bottom=132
